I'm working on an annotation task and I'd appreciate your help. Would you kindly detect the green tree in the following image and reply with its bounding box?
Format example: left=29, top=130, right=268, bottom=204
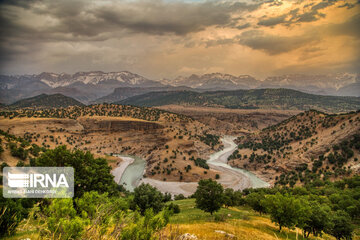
left=246, top=192, right=266, bottom=215
left=132, top=183, right=164, bottom=215
left=223, top=188, right=235, bottom=208
left=326, top=210, right=354, bottom=240
left=264, top=193, right=302, bottom=231
left=195, top=179, right=224, bottom=215
left=298, top=201, right=331, bottom=238
left=35, top=146, right=117, bottom=197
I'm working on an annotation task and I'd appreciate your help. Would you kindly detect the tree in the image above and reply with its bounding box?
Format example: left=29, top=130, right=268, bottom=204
left=35, top=146, right=117, bottom=197
left=223, top=188, right=235, bottom=208
left=162, top=192, right=172, bottom=202
left=246, top=192, right=266, bottom=215
left=195, top=179, right=224, bottom=215
left=326, top=210, right=354, bottom=240
left=0, top=191, right=29, bottom=237
left=132, top=183, right=164, bottom=215
left=264, top=193, right=302, bottom=231
left=298, top=201, right=331, bottom=238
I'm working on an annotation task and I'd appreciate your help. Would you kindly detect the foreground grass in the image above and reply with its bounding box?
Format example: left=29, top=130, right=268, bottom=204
left=5, top=199, right=359, bottom=240
left=166, top=199, right=337, bottom=240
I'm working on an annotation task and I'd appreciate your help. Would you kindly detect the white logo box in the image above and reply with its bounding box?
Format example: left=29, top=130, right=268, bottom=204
left=3, top=167, right=74, bottom=198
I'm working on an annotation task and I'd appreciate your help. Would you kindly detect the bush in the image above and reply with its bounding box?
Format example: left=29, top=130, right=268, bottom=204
left=0, top=191, right=29, bottom=237
left=44, top=198, right=88, bottom=239
left=131, top=183, right=164, bottom=215
left=9, top=142, right=28, bottom=160
left=174, top=194, right=186, bottom=200
left=120, top=209, right=170, bottom=240
left=167, top=203, right=180, bottom=214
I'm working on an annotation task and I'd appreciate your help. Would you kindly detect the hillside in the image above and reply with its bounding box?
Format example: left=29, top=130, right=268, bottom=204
left=94, top=86, right=196, bottom=104
left=158, top=105, right=300, bottom=135
left=118, top=89, right=360, bottom=113
left=228, top=110, right=360, bottom=186
left=0, top=104, right=222, bottom=182
left=8, top=93, right=85, bottom=109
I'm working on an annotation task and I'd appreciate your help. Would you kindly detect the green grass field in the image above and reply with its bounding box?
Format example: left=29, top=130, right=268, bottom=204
left=166, top=199, right=338, bottom=240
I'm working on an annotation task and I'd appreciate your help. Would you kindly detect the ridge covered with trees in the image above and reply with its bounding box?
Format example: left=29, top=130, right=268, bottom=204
left=118, top=89, right=360, bottom=113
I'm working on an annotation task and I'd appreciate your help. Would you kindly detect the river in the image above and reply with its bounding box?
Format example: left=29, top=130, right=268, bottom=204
left=112, top=136, right=269, bottom=194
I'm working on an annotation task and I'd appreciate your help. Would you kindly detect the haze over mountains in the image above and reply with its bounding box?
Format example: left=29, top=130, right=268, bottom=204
left=0, top=71, right=359, bottom=105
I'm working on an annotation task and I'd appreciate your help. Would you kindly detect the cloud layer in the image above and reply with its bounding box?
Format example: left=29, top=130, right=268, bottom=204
left=0, top=0, right=359, bottom=78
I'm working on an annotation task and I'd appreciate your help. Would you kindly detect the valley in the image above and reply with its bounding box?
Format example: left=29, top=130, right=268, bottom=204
left=1, top=100, right=358, bottom=194
left=0, top=104, right=224, bottom=183
left=1, top=90, right=359, bottom=240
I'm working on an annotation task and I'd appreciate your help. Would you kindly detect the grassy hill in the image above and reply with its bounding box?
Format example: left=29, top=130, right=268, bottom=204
left=118, top=89, right=360, bottom=113
left=165, top=199, right=334, bottom=240
left=8, top=93, right=85, bottom=109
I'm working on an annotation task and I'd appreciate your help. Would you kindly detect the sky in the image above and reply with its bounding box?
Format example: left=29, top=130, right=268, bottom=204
left=0, top=0, right=359, bottom=79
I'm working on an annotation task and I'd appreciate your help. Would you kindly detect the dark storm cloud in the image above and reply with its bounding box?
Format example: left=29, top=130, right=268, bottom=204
left=91, top=2, right=232, bottom=35
left=237, top=30, right=316, bottom=55
left=0, top=0, right=261, bottom=39
left=0, top=0, right=262, bottom=72
left=0, top=0, right=40, bottom=9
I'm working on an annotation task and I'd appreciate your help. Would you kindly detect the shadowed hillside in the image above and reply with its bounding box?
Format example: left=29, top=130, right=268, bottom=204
left=118, top=89, right=360, bottom=113
left=8, top=93, right=85, bottom=109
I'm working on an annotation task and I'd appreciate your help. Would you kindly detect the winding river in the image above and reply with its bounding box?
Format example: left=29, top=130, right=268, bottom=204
left=112, top=136, right=269, bottom=195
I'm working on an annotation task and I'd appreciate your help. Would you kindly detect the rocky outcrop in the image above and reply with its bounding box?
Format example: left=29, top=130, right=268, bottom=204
left=78, top=118, right=163, bottom=133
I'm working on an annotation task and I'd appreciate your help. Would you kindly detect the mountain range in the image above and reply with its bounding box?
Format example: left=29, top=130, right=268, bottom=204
left=0, top=71, right=359, bottom=105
